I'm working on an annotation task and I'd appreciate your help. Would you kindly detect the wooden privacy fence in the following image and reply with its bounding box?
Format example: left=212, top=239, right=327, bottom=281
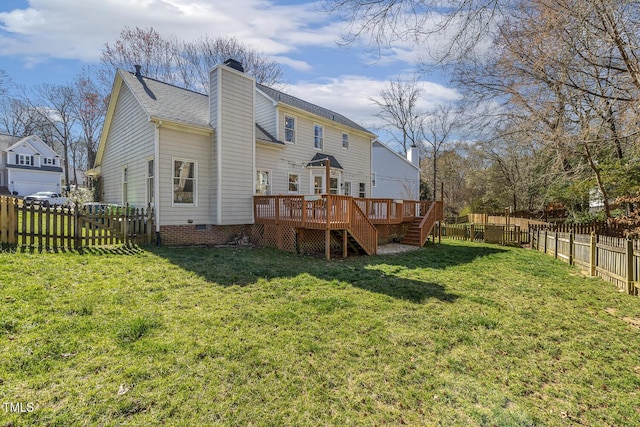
left=442, top=223, right=530, bottom=245
left=530, top=227, right=639, bottom=296
left=0, top=196, right=155, bottom=250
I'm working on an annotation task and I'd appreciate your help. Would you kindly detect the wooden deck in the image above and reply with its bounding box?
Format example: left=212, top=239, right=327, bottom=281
left=254, top=195, right=444, bottom=258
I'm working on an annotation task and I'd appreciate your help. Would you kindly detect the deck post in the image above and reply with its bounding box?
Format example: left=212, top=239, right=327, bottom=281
left=325, top=229, right=331, bottom=260
left=343, top=230, right=348, bottom=258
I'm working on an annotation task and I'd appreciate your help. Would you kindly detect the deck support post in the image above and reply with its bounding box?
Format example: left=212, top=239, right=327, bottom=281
left=325, top=229, right=331, bottom=260
left=343, top=230, right=348, bottom=258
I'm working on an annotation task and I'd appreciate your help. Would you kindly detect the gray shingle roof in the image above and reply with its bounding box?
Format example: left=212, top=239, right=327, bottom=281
left=119, top=69, right=372, bottom=136
left=307, top=153, right=343, bottom=170
left=119, top=70, right=210, bottom=129
left=257, top=83, right=371, bottom=134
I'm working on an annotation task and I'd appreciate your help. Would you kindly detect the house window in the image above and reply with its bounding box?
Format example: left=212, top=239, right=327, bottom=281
left=285, top=116, right=296, bottom=143
left=256, top=170, right=271, bottom=195
left=173, top=159, right=196, bottom=205
left=147, top=159, right=154, bottom=205
left=343, top=181, right=351, bottom=196
left=122, top=166, right=128, bottom=204
left=16, top=154, right=34, bottom=166
left=313, top=176, right=323, bottom=194
left=359, top=183, right=366, bottom=198
left=372, top=172, right=377, bottom=187
left=288, top=173, right=299, bottom=193
left=342, top=133, right=349, bottom=149
left=314, top=125, right=323, bottom=150
left=43, top=158, right=55, bottom=165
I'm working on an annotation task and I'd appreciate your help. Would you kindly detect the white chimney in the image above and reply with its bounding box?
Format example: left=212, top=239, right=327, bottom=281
left=407, top=145, right=420, bottom=167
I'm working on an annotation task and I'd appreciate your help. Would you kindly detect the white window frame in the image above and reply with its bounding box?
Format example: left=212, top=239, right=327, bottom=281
left=43, top=158, right=55, bottom=166
left=146, top=157, right=155, bottom=206
left=16, top=154, right=34, bottom=166
left=288, top=173, right=299, bottom=194
left=284, top=115, right=296, bottom=144
left=342, top=133, right=349, bottom=149
left=359, top=182, right=366, bottom=198
left=172, top=158, right=197, bottom=206
left=314, top=124, right=323, bottom=150
left=122, top=165, right=128, bottom=204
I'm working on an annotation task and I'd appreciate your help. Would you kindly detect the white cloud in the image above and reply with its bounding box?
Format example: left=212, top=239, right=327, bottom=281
left=287, top=74, right=461, bottom=131
left=0, top=0, right=343, bottom=63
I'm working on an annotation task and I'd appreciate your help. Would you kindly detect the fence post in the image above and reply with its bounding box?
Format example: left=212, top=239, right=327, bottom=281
left=626, top=237, right=634, bottom=295
left=589, top=232, right=596, bottom=277
left=543, top=230, right=547, bottom=254
left=470, top=224, right=475, bottom=242
left=554, top=231, right=559, bottom=259
left=74, top=202, right=81, bottom=250
left=569, top=232, right=574, bottom=265
left=123, top=203, right=129, bottom=245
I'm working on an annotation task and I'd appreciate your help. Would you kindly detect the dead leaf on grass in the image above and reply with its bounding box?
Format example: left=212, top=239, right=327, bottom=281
left=622, top=317, right=640, bottom=328
left=118, top=384, right=130, bottom=395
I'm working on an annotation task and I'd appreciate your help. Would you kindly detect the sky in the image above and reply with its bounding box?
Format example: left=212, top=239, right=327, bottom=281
left=0, top=0, right=462, bottom=143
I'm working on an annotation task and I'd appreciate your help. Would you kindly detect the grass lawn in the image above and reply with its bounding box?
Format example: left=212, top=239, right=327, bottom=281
left=1, top=241, right=639, bottom=426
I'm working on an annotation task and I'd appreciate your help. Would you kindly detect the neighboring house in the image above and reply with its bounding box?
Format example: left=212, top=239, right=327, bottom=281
left=90, top=60, right=378, bottom=245
left=0, top=133, right=64, bottom=196
left=371, top=140, right=420, bottom=200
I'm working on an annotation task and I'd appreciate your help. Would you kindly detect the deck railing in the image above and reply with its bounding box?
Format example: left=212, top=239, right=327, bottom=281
left=347, top=198, right=378, bottom=255
left=254, top=195, right=429, bottom=227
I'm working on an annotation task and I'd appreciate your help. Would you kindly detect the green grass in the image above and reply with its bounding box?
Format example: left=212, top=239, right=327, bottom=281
left=1, top=241, right=639, bottom=426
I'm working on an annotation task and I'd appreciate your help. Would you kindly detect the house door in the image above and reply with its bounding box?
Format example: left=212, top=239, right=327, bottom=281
left=310, top=171, right=341, bottom=194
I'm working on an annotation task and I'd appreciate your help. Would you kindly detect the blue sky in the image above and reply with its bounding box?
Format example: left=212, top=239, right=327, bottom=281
left=0, top=0, right=461, bottom=138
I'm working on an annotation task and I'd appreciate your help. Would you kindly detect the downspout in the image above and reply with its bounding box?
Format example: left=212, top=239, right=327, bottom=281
left=154, top=121, right=161, bottom=238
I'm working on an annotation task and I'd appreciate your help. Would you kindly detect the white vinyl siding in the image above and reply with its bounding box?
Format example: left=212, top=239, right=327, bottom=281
left=255, top=91, right=277, bottom=137
left=255, top=105, right=373, bottom=197
left=158, top=127, right=211, bottom=225
left=99, top=84, right=154, bottom=206
left=212, top=66, right=255, bottom=225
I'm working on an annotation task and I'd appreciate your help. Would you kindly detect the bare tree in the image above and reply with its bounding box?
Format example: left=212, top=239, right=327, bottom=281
left=100, top=26, right=284, bottom=91
left=28, top=84, right=78, bottom=191
left=421, top=104, right=460, bottom=200
left=73, top=68, right=107, bottom=168
left=371, top=76, right=424, bottom=155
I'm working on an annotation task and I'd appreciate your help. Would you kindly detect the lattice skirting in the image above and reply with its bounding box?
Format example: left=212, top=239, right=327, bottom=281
left=252, top=224, right=350, bottom=256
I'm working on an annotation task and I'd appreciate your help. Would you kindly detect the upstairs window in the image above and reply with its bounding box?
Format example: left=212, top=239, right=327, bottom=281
left=15, top=154, right=34, bottom=166
left=147, top=158, right=155, bottom=205
left=285, top=116, right=296, bottom=143
left=342, top=133, right=349, bottom=149
left=314, top=125, right=323, bottom=150
left=43, top=158, right=56, bottom=165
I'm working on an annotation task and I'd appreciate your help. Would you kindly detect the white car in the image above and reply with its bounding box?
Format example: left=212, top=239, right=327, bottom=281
left=23, top=191, right=70, bottom=207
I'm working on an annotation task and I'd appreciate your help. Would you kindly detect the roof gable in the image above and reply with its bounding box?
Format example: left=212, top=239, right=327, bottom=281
left=6, top=135, right=58, bottom=158
left=373, top=140, right=420, bottom=171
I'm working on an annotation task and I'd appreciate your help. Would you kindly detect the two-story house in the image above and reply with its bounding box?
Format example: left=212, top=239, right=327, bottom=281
left=90, top=59, right=384, bottom=246
left=0, top=134, right=64, bottom=196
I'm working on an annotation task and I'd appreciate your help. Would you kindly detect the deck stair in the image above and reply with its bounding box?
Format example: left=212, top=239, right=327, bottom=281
left=401, top=217, right=425, bottom=246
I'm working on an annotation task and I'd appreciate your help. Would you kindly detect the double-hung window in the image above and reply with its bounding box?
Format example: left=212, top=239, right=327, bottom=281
left=288, top=173, right=299, bottom=193
left=285, top=116, right=296, bottom=143
left=314, top=125, right=323, bottom=150
left=359, top=183, right=366, bottom=198
left=173, top=159, right=196, bottom=205
left=342, top=133, right=349, bottom=149
left=147, top=158, right=155, bottom=205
